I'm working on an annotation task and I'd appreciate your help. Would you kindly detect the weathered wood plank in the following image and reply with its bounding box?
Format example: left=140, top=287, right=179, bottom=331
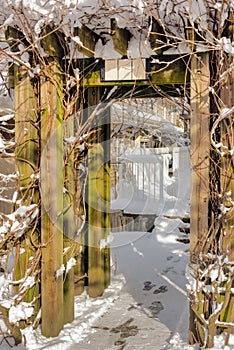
left=219, top=55, right=234, bottom=330
left=13, top=65, right=40, bottom=306
left=189, top=52, right=210, bottom=344
left=111, top=19, right=131, bottom=56
left=102, top=108, right=111, bottom=289
left=9, top=55, right=189, bottom=88
left=63, top=115, right=76, bottom=324
left=40, top=53, right=64, bottom=336
left=74, top=25, right=100, bottom=57
left=87, top=87, right=111, bottom=297
left=73, top=148, right=86, bottom=296
left=190, top=52, right=210, bottom=260
left=149, top=17, right=167, bottom=55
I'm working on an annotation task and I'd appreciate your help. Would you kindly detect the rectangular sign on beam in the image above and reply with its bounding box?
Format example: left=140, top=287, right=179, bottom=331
left=102, top=58, right=148, bottom=81
left=119, top=59, right=132, bottom=80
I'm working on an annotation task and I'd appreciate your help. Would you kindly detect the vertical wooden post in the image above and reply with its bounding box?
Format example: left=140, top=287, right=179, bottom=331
left=219, top=59, right=234, bottom=331
left=63, top=115, right=76, bottom=324
left=189, top=52, right=210, bottom=343
left=87, top=88, right=111, bottom=298
left=73, top=95, right=87, bottom=296
left=14, top=65, right=40, bottom=304
left=40, top=31, right=64, bottom=337
left=14, top=66, right=39, bottom=197
left=5, top=27, right=40, bottom=306
left=190, top=52, right=210, bottom=259
left=73, top=147, right=86, bottom=296
left=103, top=108, right=111, bottom=289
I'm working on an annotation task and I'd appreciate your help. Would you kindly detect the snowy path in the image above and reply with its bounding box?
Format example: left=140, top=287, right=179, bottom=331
left=69, top=291, right=173, bottom=350
left=2, top=222, right=231, bottom=349
left=75, top=227, right=191, bottom=350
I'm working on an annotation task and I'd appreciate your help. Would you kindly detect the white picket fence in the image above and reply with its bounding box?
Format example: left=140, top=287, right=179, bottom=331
left=111, top=147, right=190, bottom=217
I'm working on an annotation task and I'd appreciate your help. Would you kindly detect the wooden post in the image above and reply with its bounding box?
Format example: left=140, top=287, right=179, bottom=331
left=40, top=30, right=64, bottom=337
left=5, top=27, right=40, bottom=306
left=72, top=96, right=88, bottom=297
left=103, top=108, right=111, bottom=289
left=13, top=65, right=40, bottom=304
left=73, top=145, right=86, bottom=296
left=219, top=56, right=234, bottom=334
left=63, top=115, right=76, bottom=324
left=189, top=52, right=210, bottom=343
left=87, top=88, right=111, bottom=298
left=190, top=52, right=210, bottom=260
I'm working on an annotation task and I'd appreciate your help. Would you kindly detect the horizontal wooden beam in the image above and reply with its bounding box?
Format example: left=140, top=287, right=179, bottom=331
left=80, top=56, right=189, bottom=87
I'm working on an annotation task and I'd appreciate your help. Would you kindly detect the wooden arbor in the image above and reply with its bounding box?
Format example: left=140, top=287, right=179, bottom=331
left=6, top=22, right=234, bottom=347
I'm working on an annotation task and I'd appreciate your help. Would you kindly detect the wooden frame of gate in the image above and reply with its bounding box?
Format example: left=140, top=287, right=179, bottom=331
left=6, top=22, right=233, bottom=345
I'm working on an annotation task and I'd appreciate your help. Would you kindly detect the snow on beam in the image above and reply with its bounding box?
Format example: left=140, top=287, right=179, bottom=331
left=111, top=18, right=131, bottom=57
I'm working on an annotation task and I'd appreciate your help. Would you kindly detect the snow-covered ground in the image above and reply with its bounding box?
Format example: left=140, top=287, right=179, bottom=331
left=1, top=217, right=234, bottom=349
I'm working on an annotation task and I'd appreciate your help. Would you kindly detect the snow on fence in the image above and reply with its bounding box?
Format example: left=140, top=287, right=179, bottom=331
left=111, top=147, right=190, bottom=217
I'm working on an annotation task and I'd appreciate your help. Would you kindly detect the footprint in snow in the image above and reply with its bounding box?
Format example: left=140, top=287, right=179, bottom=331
left=167, top=256, right=173, bottom=261
left=153, top=285, right=168, bottom=294
left=148, top=301, right=164, bottom=316
left=143, top=281, right=156, bottom=291
left=162, top=266, right=174, bottom=274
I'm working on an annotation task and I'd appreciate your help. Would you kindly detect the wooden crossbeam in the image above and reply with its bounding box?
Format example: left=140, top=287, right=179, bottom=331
left=41, top=26, right=66, bottom=58
left=149, top=17, right=168, bottom=55
left=5, top=26, right=29, bottom=52
left=111, top=18, right=131, bottom=56
left=74, top=25, right=100, bottom=57
left=80, top=55, right=188, bottom=87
